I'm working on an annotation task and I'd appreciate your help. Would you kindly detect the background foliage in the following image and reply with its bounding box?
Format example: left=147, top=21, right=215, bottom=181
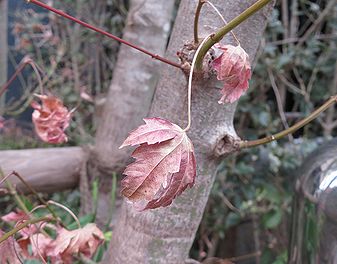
left=194, top=0, right=337, bottom=263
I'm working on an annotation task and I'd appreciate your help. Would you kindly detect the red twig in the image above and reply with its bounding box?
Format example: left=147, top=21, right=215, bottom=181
left=0, top=58, right=29, bottom=98
left=27, top=0, right=182, bottom=69
left=0, top=56, right=43, bottom=98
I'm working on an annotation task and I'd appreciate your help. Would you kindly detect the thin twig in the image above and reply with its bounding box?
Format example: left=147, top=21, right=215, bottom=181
left=228, top=251, right=261, bottom=262
left=0, top=171, right=59, bottom=221
left=47, top=200, right=81, bottom=229
left=296, top=0, right=336, bottom=46
left=0, top=169, right=29, bottom=214
left=0, top=216, right=52, bottom=244
left=193, top=0, right=206, bottom=44
left=267, top=68, right=293, bottom=141
left=0, top=56, right=43, bottom=98
left=240, top=95, right=337, bottom=149
left=30, top=224, right=48, bottom=264
left=27, top=0, right=182, bottom=69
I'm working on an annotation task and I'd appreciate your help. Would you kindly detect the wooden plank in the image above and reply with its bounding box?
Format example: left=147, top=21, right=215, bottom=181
left=0, top=147, right=84, bottom=193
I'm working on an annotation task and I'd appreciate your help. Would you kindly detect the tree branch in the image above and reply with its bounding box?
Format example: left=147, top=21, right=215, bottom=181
left=27, top=0, right=182, bottom=69
left=0, top=216, right=52, bottom=244
left=240, top=95, right=337, bottom=149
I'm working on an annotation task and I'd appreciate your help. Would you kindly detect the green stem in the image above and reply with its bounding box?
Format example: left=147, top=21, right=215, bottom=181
left=240, top=95, right=337, bottom=149
left=0, top=216, right=52, bottom=244
left=0, top=171, right=59, bottom=223
left=193, top=0, right=206, bottom=44
left=0, top=169, right=29, bottom=214
left=195, top=0, right=272, bottom=69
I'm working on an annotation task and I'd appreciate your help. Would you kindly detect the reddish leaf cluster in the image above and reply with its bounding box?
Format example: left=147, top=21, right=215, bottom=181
left=0, top=211, right=104, bottom=263
left=212, top=44, right=251, bottom=104
left=31, top=94, right=71, bottom=144
left=120, top=118, right=196, bottom=210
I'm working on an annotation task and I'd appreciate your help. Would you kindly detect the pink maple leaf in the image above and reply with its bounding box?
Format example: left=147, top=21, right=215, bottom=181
left=120, top=117, right=196, bottom=210
left=1, top=210, right=37, bottom=239
left=212, top=44, right=251, bottom=104
left=47, top=223, right=104, bottom=263
left=31, top=94, right=71, bottom=144
left=0, top=229, right=22, bottom=264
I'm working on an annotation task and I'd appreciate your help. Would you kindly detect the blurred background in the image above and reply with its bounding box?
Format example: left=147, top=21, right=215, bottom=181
left=0, top=0, right=336, bottom=263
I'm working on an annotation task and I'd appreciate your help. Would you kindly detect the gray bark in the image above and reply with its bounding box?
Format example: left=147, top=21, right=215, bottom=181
left=91, top=0, right=176, bottom=173
left=104, top=1, right=275, bottom=263
left=85, top=0, right=176, bottom=221
left=0, top=147, right=83, bottom=193
left=0, top=0, right=7, bottom=110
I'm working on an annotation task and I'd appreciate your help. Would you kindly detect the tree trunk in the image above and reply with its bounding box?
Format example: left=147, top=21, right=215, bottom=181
left=104, top=1, right=275, bottom=263
left=0, top=0, right=7, bottom=109
left=91, top=0, right=176, bottom=173
left=84, top=0, right=176, bottom=221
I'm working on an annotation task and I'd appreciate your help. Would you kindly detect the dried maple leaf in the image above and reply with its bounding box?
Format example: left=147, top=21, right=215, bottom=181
left=18, top=233, right=53, bottom=260
left=47, top=223, right=104, bottom=263
left=212, top=44, right=251, bottom=104
left=120, top=117, right=196, bottom=210
left=31, top=94, right=71, bottom=144
left=0, top=116, right=4, bottom=130
left=0, top=229, right=22, bottom=264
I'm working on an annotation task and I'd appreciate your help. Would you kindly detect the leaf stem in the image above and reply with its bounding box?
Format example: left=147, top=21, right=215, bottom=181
left=193, top=0, right=206, bottom=44
left=0, top=216, right=52, bottom=244
left=47, top=200, right=81, bottom=229
left=27, top=0, right=182, bottom=69
left=0, top=169, right=29, bottom=214
left=195, top=0, right=272, bottom=69
left=0, top=171, right=59, bottom=222
left=183, top=35, right=212, bottom=132
left=240, top=95, right=337, bottom=148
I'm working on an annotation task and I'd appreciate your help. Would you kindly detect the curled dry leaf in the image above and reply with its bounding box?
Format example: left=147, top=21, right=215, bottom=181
left=120, top=118, right=196, bottom=210
left=0, top=229, right=22, bottom=264
left=48, top=223, right=104, bottom=263
left=212, top=44, right=251, bottom=104
left=31, top=94, right=71, bottom=144
left=0, top=116, right=4, bottom=130
left=1, top=211, right=104, bottom=262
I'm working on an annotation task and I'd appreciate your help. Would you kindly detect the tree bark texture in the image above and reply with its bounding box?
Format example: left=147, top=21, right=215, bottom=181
left=0, top=0, right=7, bottom=109
left=85, top=0, right=176, bottom=221
left=0, top=147, right=84, bottom=193
left=91, top=0, right=176, bottom=173
left=104, top=1, right=275, bottom=263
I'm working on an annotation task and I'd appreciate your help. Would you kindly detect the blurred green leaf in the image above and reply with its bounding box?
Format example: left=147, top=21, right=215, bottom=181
left=262, top=209, right=282, bottom=229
